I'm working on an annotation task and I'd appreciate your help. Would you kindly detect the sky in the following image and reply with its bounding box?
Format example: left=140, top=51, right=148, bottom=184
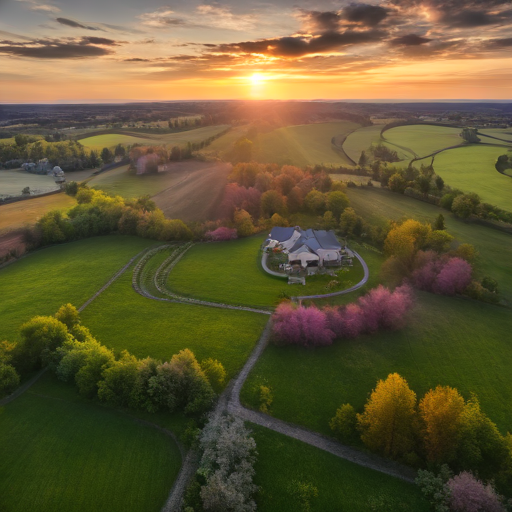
left=1, top=0, right=512, bottom=102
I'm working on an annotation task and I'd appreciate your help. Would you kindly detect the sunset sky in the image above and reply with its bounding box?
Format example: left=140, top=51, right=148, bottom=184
left=1, top=0, right=512, bottom=102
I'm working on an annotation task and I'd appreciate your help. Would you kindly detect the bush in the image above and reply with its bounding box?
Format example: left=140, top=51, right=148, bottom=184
left=259, top=385, right=273, bottom=413
left=448, top=472, right=506, bottom=512
left=329, top=403, right=357, bottom=442
left=0, top=363, right=20, bottom=396
left=200, top=358, right=226, bottom=393
left=205, top=227, right=237, bottom=242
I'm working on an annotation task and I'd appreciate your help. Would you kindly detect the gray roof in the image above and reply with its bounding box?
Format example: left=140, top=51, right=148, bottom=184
left=289, top=228, right=341, bottom=254
left=269, top=226, right=295, bottom=242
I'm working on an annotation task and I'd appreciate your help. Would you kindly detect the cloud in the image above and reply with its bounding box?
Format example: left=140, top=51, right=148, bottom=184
left=390, top=34, right=432, bottom=45
left=0, top=38, right=117, bottom=58
left=80, top=37, right=119, bottom=46
left=212, top=30, right=384, bottom=58
left=16, top=0, right=60, bottom=13
left=343, top=4, right=389, bottom=27
left=486, top=37, right=512, bottom=48
left=124, top=58, right=151, bottom=62
left=55, top=17, right=100, bottom=31
left=138, top=9, right=186, bottom=28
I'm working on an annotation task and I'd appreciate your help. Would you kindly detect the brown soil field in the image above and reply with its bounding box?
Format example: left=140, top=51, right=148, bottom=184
left=0, top=230, right=25, bottom=259
left=0, top=193, right=76, bottom=235
left=152, top=161, right=232, bottom=221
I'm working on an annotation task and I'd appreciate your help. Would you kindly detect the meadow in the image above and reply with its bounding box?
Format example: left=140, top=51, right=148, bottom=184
left=342, top=124, right=412, bottom=164
left=383, top=125, right=462, bottom=157
left=252, top=425, right=429, bottom=512
left=0, top=236, right=155, bottom=341
left=79, top=125, right=229, bottom=150
left=197, top=125, right=249, bottom=159
left=431, top=145, right=512, bottom=210
left=81, top=265, right=268, bottom=379
left=0, top=192, right=75, bottom=234
left=254, top=121, right=360, bottom=167
left=346, top=186, right=512, bottom=303
left=166, top=236, right=367, bottom=308
left=0, top=372, right=181, bottom=512
left=242, top=292, right=512, bottom=436
left=0, top=168, right=60, bottom=197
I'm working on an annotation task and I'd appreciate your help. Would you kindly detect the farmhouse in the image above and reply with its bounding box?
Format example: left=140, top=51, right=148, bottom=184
left=266, top=226, right=347, bottom=267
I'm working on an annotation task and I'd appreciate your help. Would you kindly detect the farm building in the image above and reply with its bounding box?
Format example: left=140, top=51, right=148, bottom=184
left=266, top=227, right=347, bottom=267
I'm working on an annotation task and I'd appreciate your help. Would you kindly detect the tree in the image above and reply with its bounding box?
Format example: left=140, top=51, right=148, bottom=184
left=426, top=230, right=453, bottom=252
left=388, top=173, right=408, bottom=193
left=98, top=350, right=139, bottom=406
left=415, top=466, right=452, bottom=512
left=419, top=386, right=465, bottom=464
left=322, top=211, right=337, bottom=230
left=339, top=207, right=361, bottom=236
left=433, top=214, right=446, bottom=231
left=416, top=175, right=431, bottom=196
left=433, top=257, right=472, bottom=295
left=452, top=194, right=478, bottom=219
left=435, top=175, right=445, bottom=192
left=330, top=403, right=357, bottom=442
left=17, top=316, right=71, bottom=371
left=326, top=191, right=349, bottom=220
left=357, top=373, right=417, bottom=458
left=205, top=227, right=237, bottom=241
left=260, top=190, right=286, bottom=217
left=233, top=209, right=255, bottom=237
left=232, top=138, right=253, bottom=163
left=198, top=414, right=258, bottom=512
left=448, top=472, right=505, bottom=512
left=304, top=189, right=326, bottom=215
left=54, top=303, right=80, bottom=329
left=114, top=143, right=126, bottom=158
left=0, top=363, right=20, bottom=396
left=358, top=150, right=368, bottom=167
left=101, top=147, right=113, bottom=164
left=288, top=480, right=319, bottom=512
left=200, top=358, right=226, bottom=393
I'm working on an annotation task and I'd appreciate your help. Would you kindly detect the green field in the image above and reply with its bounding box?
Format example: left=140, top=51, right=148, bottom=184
left=166, top=236, right=366, bottom=308
left=343, top=125, right=412, bottom=164
left=0, top=168, right=60, bottom=197
left=252, top=425, right=429, bottom=512
left=431, top=145, right=512, bottom=210
left=478, top=128, right=512, bottom=142
left=81, top=266, right=268, bottom=379
left=0, top=192, right=76, bottom=234
left=79, top=125, right=229, bottom=150
left=0, top=236, right=155, bottom=341
left=197, top=125, right=249, bottom=158
left=0, top=372, right=181, bottom=512
left=254, top=121, right=360, bottom=167
left=384, top=125, right=462, bottom=158
left=346, top=187, right=512, bottom=303
left=242, top=292, right=512, bottom=436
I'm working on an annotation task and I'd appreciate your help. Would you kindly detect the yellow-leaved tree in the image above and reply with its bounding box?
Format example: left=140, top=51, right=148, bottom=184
left=419, top=385, right=465, bottom=464
left=357, top=373, right=417, bottom=458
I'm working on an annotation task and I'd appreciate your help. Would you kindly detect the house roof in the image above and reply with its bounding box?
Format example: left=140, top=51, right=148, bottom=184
left=269, top=226, right=296, bottom=242
left=288, top=228, right=341, bottom=254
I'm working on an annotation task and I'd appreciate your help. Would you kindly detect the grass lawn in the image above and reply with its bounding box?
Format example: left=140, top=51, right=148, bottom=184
left=80, top=268, right=268, bottom=380
left=0, top=168, right=60, bottom=197
left=0, top=372, right=181, bottom=512
left=342, top=124, right=412, bottom=164
left=0, top=236, right=155, bottom=342
left=0, top=193, right=76, bottom=234
left=431, top=145, right=512, bottom=211
left=252, top=425, right=429, bottom=512
left=384, top=125, right=462, bottom=158
left=242, top=292, right=512, bottom=436
left=79, top=125, right=229, bottom=150
left=346, top=186, right=512, bottom=303
left=254, top=121, right=360, bottom=167
left=166, top=236, right=366, bottom=308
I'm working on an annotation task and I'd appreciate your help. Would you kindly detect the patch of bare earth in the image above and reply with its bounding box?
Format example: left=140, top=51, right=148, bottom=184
left=152, top=161, right=232, bottom=222
left=0, top=230, right=25, bottom=259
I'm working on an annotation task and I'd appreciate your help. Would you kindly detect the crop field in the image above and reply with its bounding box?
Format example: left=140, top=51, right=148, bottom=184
left=346, top=187, right=512, bottom=303
left=254, top=121, right=360, bottom=167
left=331, top=173, right=380, bottom=186
left=166, top=236, right=367, bottom=308
left=431, top=145, right=512, bottom=210
left=88, top=161, right=231, bottom=220
left=81, top=267, right=268, bottom=379
left=252, top=425, right=429, bottom=512
left=342, top=125, right=411, bottom=164
left=242, top=292, right=512, bottom=436
left=0, top=169, right=60, bottom=197
left=197, top=125, right=249, bottom=159
left=383, top=125, right=462, bottom=157
left=0, top=193, right=75, bottom=234
left=0, top=236, right=155, bottom=341
left=79, top=125, right=229, bottom=150
left=0, top=372, right=181, bottom=512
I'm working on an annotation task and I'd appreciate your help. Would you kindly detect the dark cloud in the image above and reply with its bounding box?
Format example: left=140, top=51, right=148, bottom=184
left=80, top=36, right=118, bottom=46
left=390, top=34, right=432, bottom=45
left=55, top=18, right=99, bottom=31
left=486, top=37, right=512, bottom=48
left=0, top=38, right=114, bottom=59
left=214, top=30, right=385, bottom=58
left=124, top=58, right=150, bottom=62
left=343, top=4, right=389, bottom=27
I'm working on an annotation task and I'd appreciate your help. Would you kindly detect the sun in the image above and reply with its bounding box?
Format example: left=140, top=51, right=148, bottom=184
left=250, top=73, right=265, bottom=85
